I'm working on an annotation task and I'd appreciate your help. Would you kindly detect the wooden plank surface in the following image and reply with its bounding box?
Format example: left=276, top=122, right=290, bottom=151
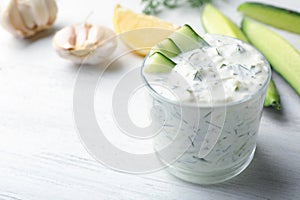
left=0, top=0, right=299, bottom=199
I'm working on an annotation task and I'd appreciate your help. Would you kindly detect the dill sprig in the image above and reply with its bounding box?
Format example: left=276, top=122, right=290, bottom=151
left=141, top=0, right=210, bottom=15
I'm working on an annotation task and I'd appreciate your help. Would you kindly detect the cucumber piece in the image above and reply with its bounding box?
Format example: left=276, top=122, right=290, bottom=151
left=242, top=18, right=300, bottom=96
left=202, top=3, right=249, bottom=42
left=266, top=79, right=281, bottom=110
left=238, top=2, right=300, bottom=35
left=264, top=79, right=281, bottom=110
left=169, top=24, right=209, bottom=52
left=144, top=52, right=176, bottom=73
left=201, top=3, right=281, bottom=109
left=151, top=38, right=181, bottom=58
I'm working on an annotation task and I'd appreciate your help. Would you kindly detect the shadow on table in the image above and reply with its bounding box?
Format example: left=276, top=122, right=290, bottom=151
left=263, top=106, right=288, bottom=123
left=199, top=147, right=295, bottom=199
left=6, top=25, right=65, bottom=48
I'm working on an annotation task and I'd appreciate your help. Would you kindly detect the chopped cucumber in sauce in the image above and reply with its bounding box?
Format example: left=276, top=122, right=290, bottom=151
left=169, top=24, right=209, bottom=52
left=144, top=52, right=176, bottom=73
left=151, top=38, right=181, bottom=58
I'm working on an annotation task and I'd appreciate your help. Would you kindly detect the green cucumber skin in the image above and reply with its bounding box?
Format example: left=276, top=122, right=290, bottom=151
left=242, top=18, right=300, bottom=96
left=238, top=2, right=300, bottom=34
left=264, top=79, right=281, bottom=110
left=201, top=4, right=281, bottom=109
left=146, top=24, right=209, bottom=73
left=148, top=52, right=176, bottom=67
left=170, top=24, right=209, bottom=52
left=144, top=52, right=176, bottom=73
left=181, top=24, right=209, bottom=46
left=154, top=38, right=181, bottom=58
left=202, top=3, right=249, bottom=43
left=152, top=25, right=208, bottom=57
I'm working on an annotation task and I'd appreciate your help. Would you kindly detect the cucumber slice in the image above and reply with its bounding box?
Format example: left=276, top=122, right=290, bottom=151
left=144, top=52, right=176, bottom=73
left=242, top=18, right=300, bottom=96
left=169, top=24, right=209, bottom=52
left=202, top=3, right=249, bottom=42
left=264, top=79, right=281, bottom=110
left=201, top=3, right=281, bottom=109
left=238, top=2, right=300, bottom=35
left=151, top=38, right=181, bottom=58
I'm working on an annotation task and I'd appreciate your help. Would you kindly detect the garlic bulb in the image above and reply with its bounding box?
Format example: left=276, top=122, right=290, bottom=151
left=53, top=23, right=118, bottom=65
left=1, top=0, right=58, bottom=38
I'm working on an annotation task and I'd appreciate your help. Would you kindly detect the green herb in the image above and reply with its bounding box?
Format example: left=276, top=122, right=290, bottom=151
left=203, top=111, right=212, bottom=118
left=216, top=47, right=221, bottom=56
left=255, top=70, right=262, bottom=75
left=141, top=0, right=210, bottom=15
left=186, top=88, right=193, bottom=94
left=193, top=71, right=202, bottom=81
left=236, top=44, right=245, bottom=53
left=205, top=120, right=222, bottom=129
left=234, top=85, right=239, bottom=91
left=192, top=156, right=211, bottom=163
left=220, top=63, right=227, bottom=68
left=239, top=64, right=250, bottom=72
left=188, top=136, right=195, bottom=147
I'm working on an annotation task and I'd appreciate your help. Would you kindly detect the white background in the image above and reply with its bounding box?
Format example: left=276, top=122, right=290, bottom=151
left=0, top=0, right=300, bottom=199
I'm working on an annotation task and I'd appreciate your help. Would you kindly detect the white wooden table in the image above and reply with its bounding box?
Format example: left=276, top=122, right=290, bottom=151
left=0, top=0, right=300, bottom=199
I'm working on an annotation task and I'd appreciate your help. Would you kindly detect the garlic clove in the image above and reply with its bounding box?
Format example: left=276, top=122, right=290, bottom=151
left=1, top=1, right=18, bottom=36
left=87, top=25, right=104, bottom=45
left=44, top=0, right=58, bottom=25
left=29, top=0, right=49, bottom=27
left=8, top=0, right=32, bottom=36
left=17, top=1, right=36, bottom=30
left=74, top=23, right=90, bottom=49
left=52, top=26, right=76, bottom=50
left=53, top=23, right=118, bottom=65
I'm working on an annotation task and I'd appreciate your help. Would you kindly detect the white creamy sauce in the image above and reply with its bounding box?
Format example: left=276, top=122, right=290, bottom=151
left=143, top=34, right=270, bottom=183
left=147, top=35, right=269, bottom=104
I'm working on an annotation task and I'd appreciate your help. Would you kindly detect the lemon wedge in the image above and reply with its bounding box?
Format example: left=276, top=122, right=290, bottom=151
left=113, top=4, right=179, bottom=56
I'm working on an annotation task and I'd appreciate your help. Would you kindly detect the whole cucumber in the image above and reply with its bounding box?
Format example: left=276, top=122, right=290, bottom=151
left=242, top=18, right=300, bottom=96
left=238, top=2, right=300, bottom=35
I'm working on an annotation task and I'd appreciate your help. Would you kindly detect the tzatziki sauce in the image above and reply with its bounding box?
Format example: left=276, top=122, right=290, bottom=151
left=142, top=34, right=271, bottom=184
left=146, top=34, right=270, bottom=104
